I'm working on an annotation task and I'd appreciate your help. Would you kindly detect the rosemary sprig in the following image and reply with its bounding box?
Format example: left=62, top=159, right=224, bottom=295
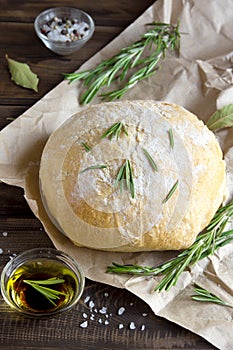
left=101, top=122, right=128, bottom=140
left=80, top=164, right=107, bottom=173
left=115, top=160, right=135, bottom=199
left=162, top=180, right=179, bottom=204
left=143, top=148, right=158, bottom=171
left=23, top=278, right=66, bottom=306
left=64, top=21, right=180, bottom=104
left=107, top=201, right=233, bottom=292
left=192, top=284, right=233, bottom=308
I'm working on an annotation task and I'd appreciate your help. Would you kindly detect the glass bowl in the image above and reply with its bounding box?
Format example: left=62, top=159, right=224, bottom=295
left=34, top=7, right=95, bottom=55
left=0, top=248, right=85, bottom=318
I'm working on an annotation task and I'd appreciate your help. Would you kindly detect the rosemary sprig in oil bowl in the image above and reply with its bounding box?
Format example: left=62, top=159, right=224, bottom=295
left=107, top=201, right=233, bottom=292
left=191, top=284, right=233, bottom=308
left=64, top=21, right=181, bottom=104
left=23, top=278, right=66, bottom=307
left=1, top=248, right=85, bottom=317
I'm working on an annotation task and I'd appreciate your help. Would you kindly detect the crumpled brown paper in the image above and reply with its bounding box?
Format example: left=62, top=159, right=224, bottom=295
left=1, top=0, right=233, bottom=348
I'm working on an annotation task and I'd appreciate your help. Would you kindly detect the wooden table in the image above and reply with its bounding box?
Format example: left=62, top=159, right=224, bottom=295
left=0, top=1, right=217, bottom=349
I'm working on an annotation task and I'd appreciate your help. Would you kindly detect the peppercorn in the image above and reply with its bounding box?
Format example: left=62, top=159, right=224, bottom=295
left=61, top=29, right=68, bottom=35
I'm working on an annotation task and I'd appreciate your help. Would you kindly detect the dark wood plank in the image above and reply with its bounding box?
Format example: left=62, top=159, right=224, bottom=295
left=0, top=23, right=122, bottom=104
left=0, top=0, right=154, bottom=26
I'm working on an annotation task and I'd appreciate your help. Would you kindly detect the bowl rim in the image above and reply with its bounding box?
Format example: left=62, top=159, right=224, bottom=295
left=34, top=7, right=95, bottom=46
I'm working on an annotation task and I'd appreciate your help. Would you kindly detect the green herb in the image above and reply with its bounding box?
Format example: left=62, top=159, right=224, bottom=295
left=64, top=22, right=180, bottom=104
left=162, top=180, right=179, bottom=204
left=192, top=284, right=233, bottom=308
left=168, top=128, right=174, bottom=149
left=81, top=141, right=91, bottom=152
left=143, top=148, right=158, bottom=171
left=115, top=160, right=135, bottom=199
left=6, top=54, right=39, bottom=92
left=101, top=122, right=128, bottom=140
left=206, top=104, right=233, bottom=131
left=80, top=164, right=107, bottom=173
left=23, top=278, right=66, bottom=306
left=107, top=201, right=233, bottom=292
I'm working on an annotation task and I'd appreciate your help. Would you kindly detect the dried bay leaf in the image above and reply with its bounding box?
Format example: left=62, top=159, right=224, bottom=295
left=207, top=103, right=233, bottom=131
left=6, top=54, right=39, bottom=92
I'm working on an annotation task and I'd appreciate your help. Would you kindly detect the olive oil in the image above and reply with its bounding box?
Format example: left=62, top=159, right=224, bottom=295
left=7, top=259, right=79, bottom=314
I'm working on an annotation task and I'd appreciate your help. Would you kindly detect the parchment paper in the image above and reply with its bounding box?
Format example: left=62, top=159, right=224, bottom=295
left=1, top=1, right=233, bottom=348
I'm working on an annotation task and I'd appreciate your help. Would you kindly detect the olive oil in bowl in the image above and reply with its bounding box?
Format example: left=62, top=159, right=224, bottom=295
left=1, top=249, right=85, bottom=317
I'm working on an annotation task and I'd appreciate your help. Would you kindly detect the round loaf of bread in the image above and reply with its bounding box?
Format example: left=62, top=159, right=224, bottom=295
left=39, top=101, right=226, bottom=252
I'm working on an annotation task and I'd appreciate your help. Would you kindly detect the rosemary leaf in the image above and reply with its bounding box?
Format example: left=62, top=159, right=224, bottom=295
left=107, top=200, right=233, bottom=292
left=81, top=141, right=91, bottom=152
left=168, top=128, right=174, bottom=149
left=64, top=21, right=181, bottom=104
left=101, top=122, right=128, bottom=140
left=162, top=180, right=179, bottom=204
left=80, top=164, right=107, bottom=173
left=23, top=278, right=66, bottom=306
left=206, top=103, right=233, bottom=131
left=143, top=148, right=158, bottom=171
left=192, top=284, right=233, bottom=308
left=24, top=277, right=65, bottom=285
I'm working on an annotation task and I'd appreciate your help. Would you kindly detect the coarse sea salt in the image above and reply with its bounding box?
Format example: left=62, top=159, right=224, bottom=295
left=117, top=306, right=125, bottom=315
left=40, top=17, right=90, bottom=43
left=99, top=306, right=107, bottom=314
left=80, top=321, right=88, bottom=328
left=129, top=322, right=136, bottom=330
left=2, top=232, right=8, bottom=236
left=89, top=300, right=95, bottom=309
left=0, top=248, right=3, bottom=254
left=79, top=292, right=148, bottom=332
left=84, top=295, right=91, bottom=303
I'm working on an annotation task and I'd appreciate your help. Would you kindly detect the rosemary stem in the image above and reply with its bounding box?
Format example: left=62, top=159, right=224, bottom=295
left=64, top=22, right=180, bottom=104
left=107, top=201, right=233, bottom=292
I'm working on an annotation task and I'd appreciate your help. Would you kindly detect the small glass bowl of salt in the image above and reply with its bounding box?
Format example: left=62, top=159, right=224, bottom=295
left=34, top=7, right=95, bottom=55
